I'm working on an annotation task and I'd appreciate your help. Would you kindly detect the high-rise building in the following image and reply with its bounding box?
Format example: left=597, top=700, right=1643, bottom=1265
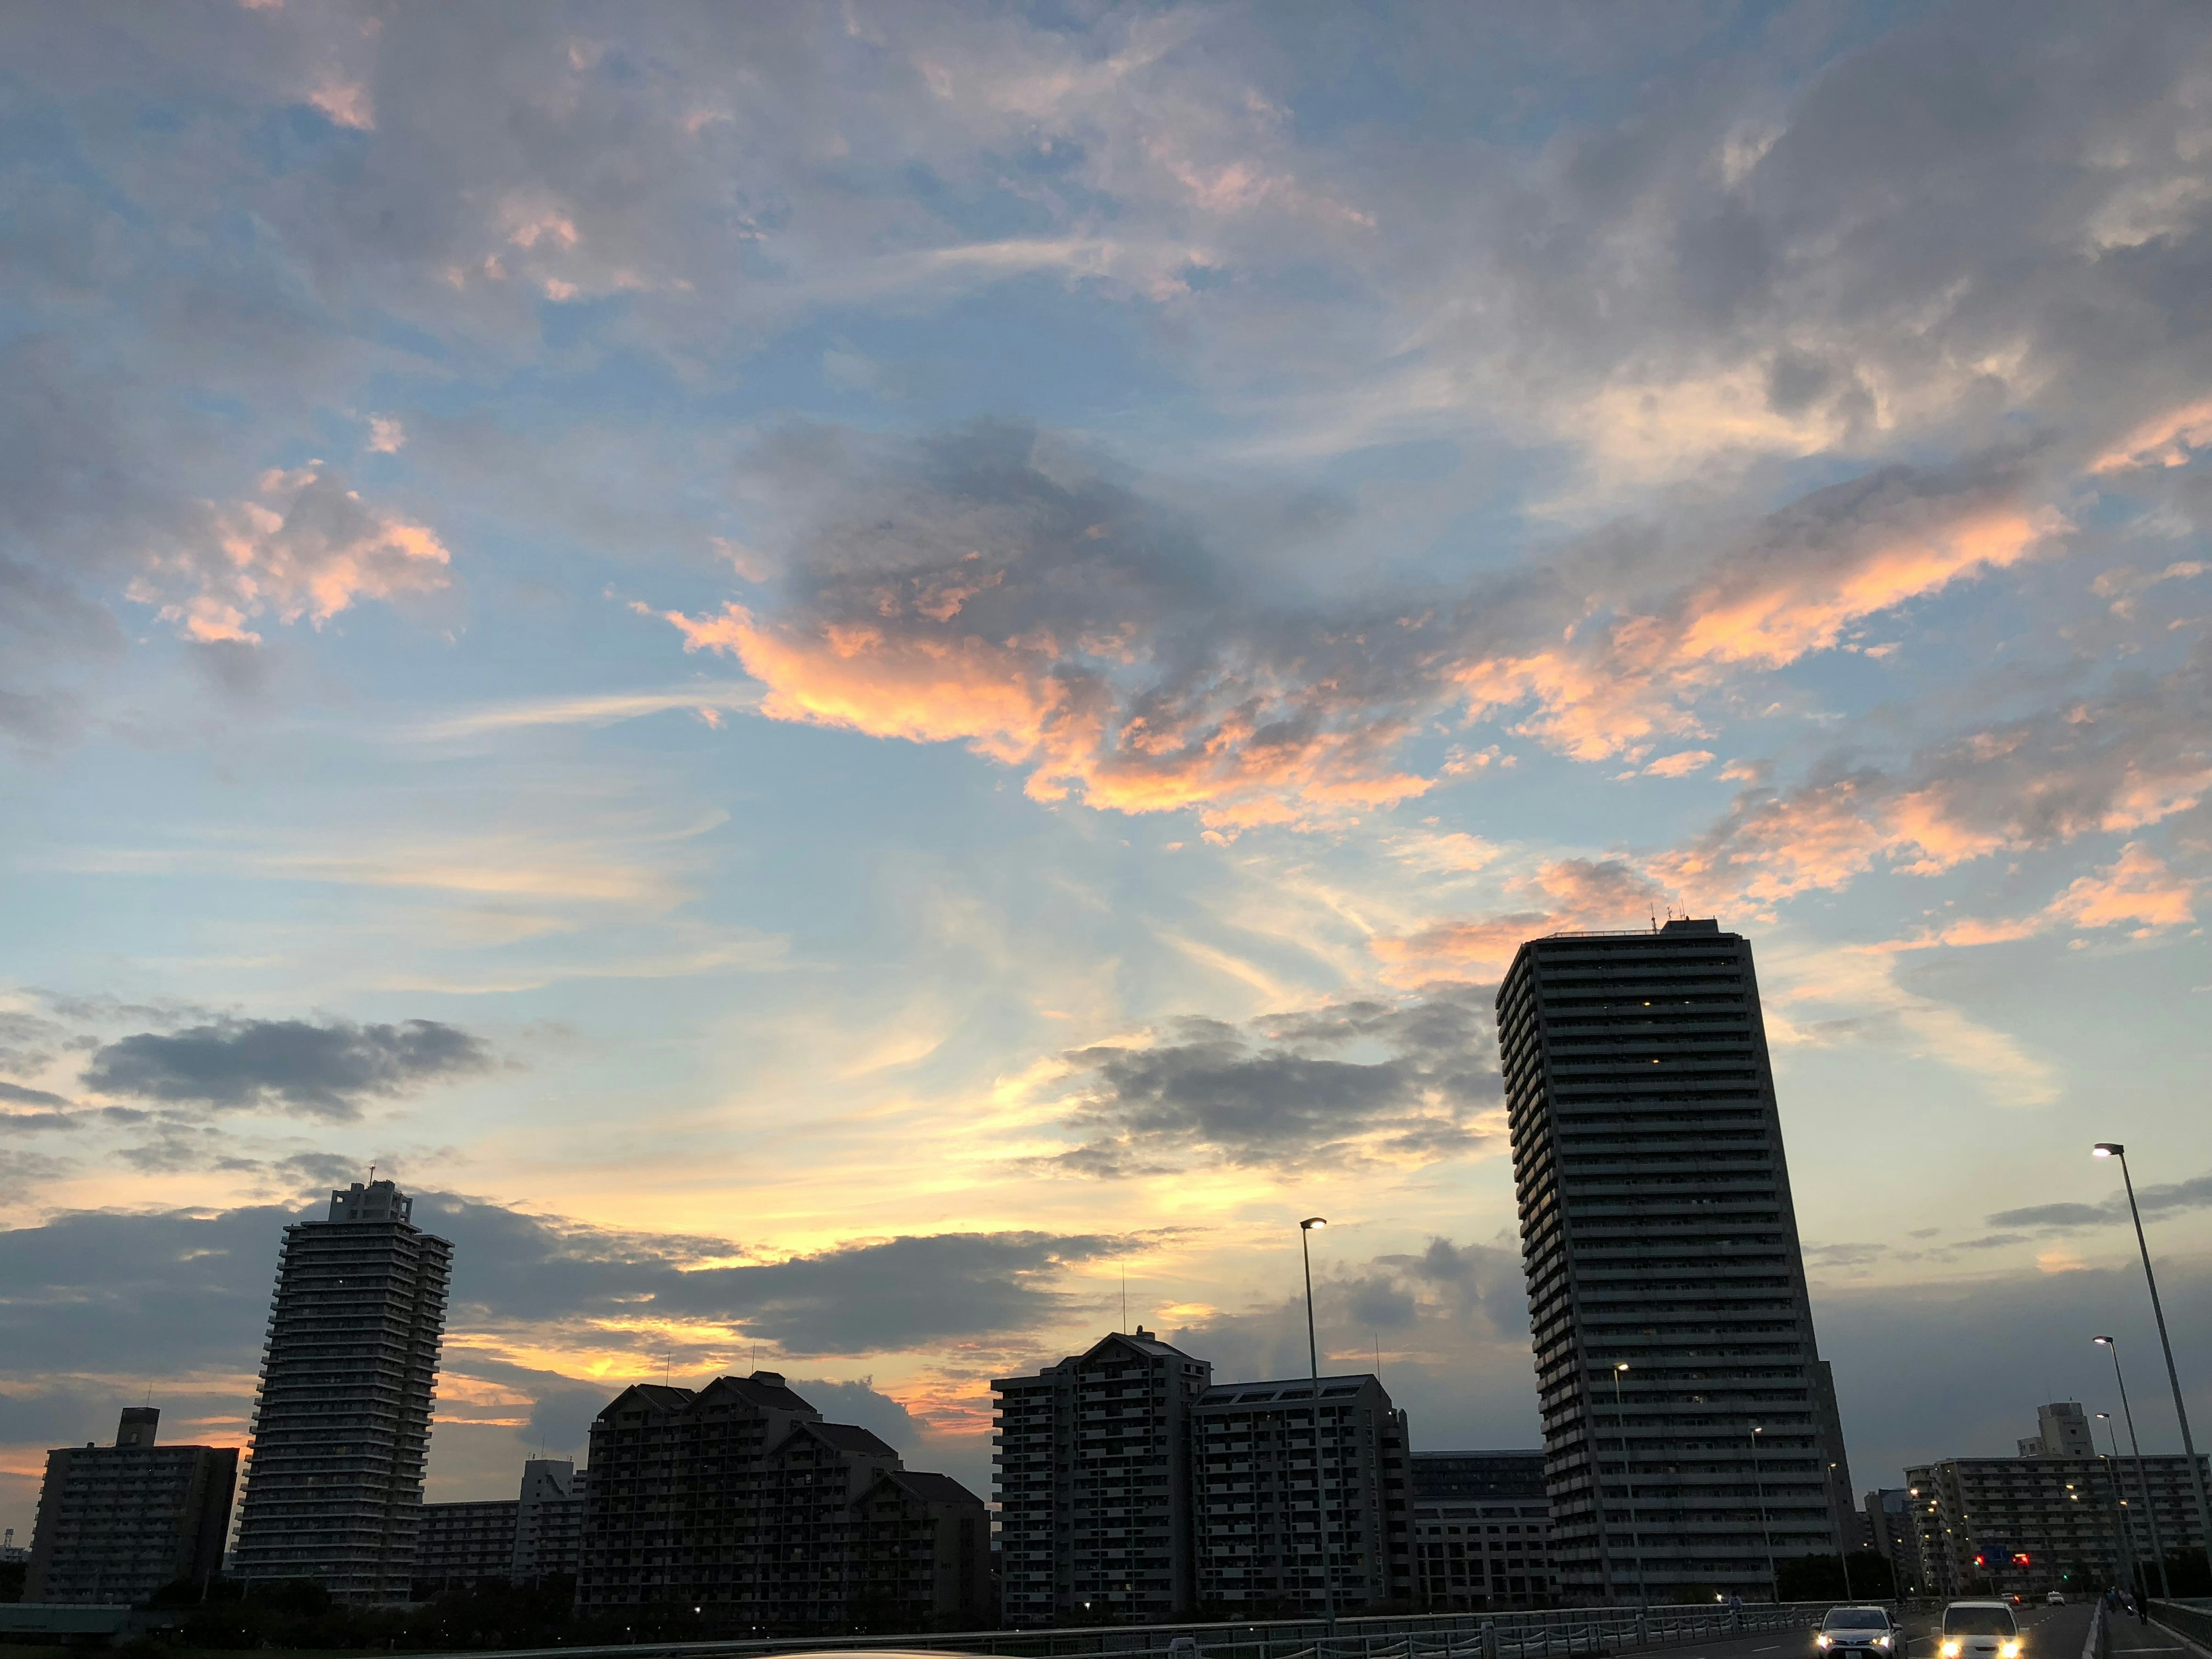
left=23, top=1409, right=237, bottom=1605
left=231, top=1179, right=452, bottom=1602
left=1498, top=919, right=1850, bottom=1602
left=574, top=1372, right=985, bottom=1633
left=2018, top=1402, right=2097, bottom=1459
left=1408, top=1451, right=1558, bottom=1609
left=992, top=1329, right=1213, bottom=1626
left=1862, top=1488, right=1916, bottom=1593
left=512, top=1459, right=586, bottom=1582
left=1191, top=1373, right=1412, bottom=1615
left=578, top=1372, right=820, bottom=1616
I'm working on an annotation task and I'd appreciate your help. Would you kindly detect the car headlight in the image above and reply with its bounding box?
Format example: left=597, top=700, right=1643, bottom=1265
left=1818, top=1639, right=1831, bottom=1649
left=2000, top=1645, right=2020, bottom=1658
left=1875, top=1638, right=1892, bottom=1647
left=1941, top=1641, right=1961, bottom=1656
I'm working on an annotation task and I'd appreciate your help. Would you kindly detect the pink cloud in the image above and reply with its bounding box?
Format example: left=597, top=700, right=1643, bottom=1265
left=130, top=465, right=452, bottom=645
left=2088, top=398, right=2212, bottom=474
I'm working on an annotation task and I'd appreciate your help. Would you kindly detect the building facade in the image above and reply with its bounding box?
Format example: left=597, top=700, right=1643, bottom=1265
left=1409, top=1451, right=1558, bottom=1610
left=1191, top=1373, right=1411, bottom=1615
left=993, top=1330, right=1214, bottom=1625
left=512, top=1459, right=586, bottom=1582
left=2018, top=1402, right=2097, bottom=1460
left=230, top=1180, right=452, bottom=1602
left=1499, top=920, right=1851, bottom=1603
left=577, top=1372, right=985, bottom=1634
left=23, top=1409, right=237, bottom=1605
left=1862, top=1488, right=1917, bottom=1593
left=846, top=1470, right=993, bottom=1631
left=414, top=1500, right=520, bottom=1594
left=1906, top=1406, right=2211, bottom=1599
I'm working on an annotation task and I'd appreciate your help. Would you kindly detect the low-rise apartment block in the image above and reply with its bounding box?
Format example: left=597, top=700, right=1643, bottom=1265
left=1409, top=1451, right=1558, bottom=1610
left=24, top=1409, right=237, bottom=1606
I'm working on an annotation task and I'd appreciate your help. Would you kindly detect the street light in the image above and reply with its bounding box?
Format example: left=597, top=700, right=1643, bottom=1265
left=1750, top=1425, right=1777, bottom=1603
left=2093, top=1142, right=2212, bottom=1566
left=1300, top=1218, right=1336, bottom=1638
left=2096, top=1335, right=2170, bottom=1599
left=1612, top=1363, right=1646, bottom=1608
left=2096, top=1414, right=2139, bottom=1596
left=1831, top=1462, right=1854, bottom=1599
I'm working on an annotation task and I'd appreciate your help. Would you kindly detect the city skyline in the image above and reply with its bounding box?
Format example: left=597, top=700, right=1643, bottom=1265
left=3, top=0, right=2210, bottom=1560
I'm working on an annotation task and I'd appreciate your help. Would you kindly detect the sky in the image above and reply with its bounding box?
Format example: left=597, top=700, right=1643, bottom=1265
left=3, top=0, right=2211, bottom=1544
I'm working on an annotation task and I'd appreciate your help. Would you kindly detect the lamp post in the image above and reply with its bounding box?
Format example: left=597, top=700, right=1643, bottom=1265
left=1612, top=1363, right=1646, bottom=1608
left=1301, top=1217, right=1337, bottom=1638
left=1750, top=1425, right=1777, bottom=1602
left=2094, top=1142, right=2212, bottom=1570
left=2097, top=1413, right=2141, bottom=1596
left=1830, top=1463, right=1854, bottom=1599
left=2096, top=1335, right=2170, bottom=1599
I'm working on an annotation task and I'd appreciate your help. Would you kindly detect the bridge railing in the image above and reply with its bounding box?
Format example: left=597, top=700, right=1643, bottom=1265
left=461, top=1601, right=1836, bottom=1659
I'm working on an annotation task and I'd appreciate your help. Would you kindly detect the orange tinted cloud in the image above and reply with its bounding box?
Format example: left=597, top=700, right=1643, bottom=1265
left=2089, top=398, right=2212, bottom=474
left=665, top=600, right=1430, bottom=830
left=1911, top=842, right=2196, bottom=949
left=1460, top=487, right=2058, bottom=761
left=130, top=465, right=452, bottom=645
left=1370, top=858, right=1662, bottom=983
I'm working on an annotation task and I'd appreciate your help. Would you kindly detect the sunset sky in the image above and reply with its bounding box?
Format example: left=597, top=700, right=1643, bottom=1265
left=4, top=1, right=2211, bottom=1541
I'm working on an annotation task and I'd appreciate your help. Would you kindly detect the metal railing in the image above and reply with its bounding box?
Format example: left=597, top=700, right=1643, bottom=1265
left=2147, top=1600, right=2212, bottom=1651
left=461, top=1601, right=1836, bottom=1659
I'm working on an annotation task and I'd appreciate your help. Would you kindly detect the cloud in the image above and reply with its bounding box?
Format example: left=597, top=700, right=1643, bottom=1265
left=1456, top=465, right=2061, bottom=763
left=82, top=1017, right=496, bottom=1118
left=127, top=464, right=453, bottom=646
left=1916, top=841, right=2199, bottom=948
left=1370, top=858, right=1662, bottom=982
left=1026, top=983, right=1499, bottom=1176
left=1987, top=1171, right=2212, bottom=1234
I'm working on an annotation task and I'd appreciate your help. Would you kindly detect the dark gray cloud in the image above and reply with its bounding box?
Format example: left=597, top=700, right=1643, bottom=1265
left=1037, top=982, right=1498, bottom=1177
left=82, top=1017, right=496, bottom=1118
left=1987, top=1172, right=2212, bottom=1234
left=0, top=1082, right=71, bottom=1109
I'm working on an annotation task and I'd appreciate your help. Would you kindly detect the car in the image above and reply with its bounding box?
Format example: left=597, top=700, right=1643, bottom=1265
left=2046, top=1592, right=2066, bottom=1606
left=1817, top=1606, right=1902, bottom=1656
left=1940, top=1600, right=2022, bottom=1659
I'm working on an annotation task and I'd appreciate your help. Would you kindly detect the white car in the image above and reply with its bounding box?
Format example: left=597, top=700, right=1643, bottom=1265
left=1817, top=1606, right=1901, bottom=1656
left=1940, top=1600, right=2022, bottom=1659
left=2046, top=1592, right=2066, bottom=1606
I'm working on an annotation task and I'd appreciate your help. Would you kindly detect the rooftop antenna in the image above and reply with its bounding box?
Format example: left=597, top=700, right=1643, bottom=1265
left=368, top=1164, right=376, bottom=1183
left=1121, top=1262, right=1128, bottom=1334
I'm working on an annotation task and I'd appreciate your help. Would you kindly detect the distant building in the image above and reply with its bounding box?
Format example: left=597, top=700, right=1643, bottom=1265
left=2018, top=1402, right=2097, bottom=1459
left=414, top=1500, right=518, bottom=1594
left=231, top=1180, right=452, bottom=1603
left=1906, top=1405, right=2210, bottom=1597
left=512, top=1460, right=586, bottom=1582
left=993, top=1328, right=1214, bottom=1626
left=576, top=1372, right=984, bottom=1633
left=1409, top=1451, right=1557, bottom=1609
left=1191, top=1373, right=1412, bottom=1615
left=846, top=1470, right=994, bottom=1630
left=1499, top=920, right=1853, bottom=1602
left=24, top=1408, right=237, bottom=1606
left=1862, top=1488, right=1916, bottom=1592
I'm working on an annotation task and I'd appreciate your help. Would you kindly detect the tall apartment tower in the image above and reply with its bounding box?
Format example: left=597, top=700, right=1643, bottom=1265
left=1498, top=920, right=1850, bottom=1602
left=993, top=1329, right=1213, bottom=1626
left=232, top=1179, right=452, bottom=1601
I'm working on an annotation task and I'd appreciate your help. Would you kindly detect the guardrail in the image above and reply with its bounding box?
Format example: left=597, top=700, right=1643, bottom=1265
left=2148, top=1600, right=2212, bottom=1651
left=462, top=1601, right=1836, bottom=1659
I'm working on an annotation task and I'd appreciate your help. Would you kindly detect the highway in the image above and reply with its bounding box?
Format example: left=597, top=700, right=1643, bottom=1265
left=1625, top=1605, right=2098, bottom=1659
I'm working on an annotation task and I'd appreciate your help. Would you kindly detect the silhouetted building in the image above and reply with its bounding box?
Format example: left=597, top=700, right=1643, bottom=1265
left=1499, top=919, right=1852, bottom=1601
left=759, top=1421, right=903, bottom=1628
left=414, top=1500, right=518, bottom=1594
left=993, top=1329, right=1214, bottom=1625
left=576, top=1372, right=984, bottom=1634
left=1192, top=1373, right=1412, bottom=1615
left=1410, top=1451, right=1557, bottom=1609
left=230, top=1179, right=453, bottom=1602
left=847, top=1470, right=992, bottom=1630
left=512, top=1460, right=586, bottom=1582
left=1862, top=1488, right=1916, bottom=1593
left=23, top=1409, right=237, bottom=1605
